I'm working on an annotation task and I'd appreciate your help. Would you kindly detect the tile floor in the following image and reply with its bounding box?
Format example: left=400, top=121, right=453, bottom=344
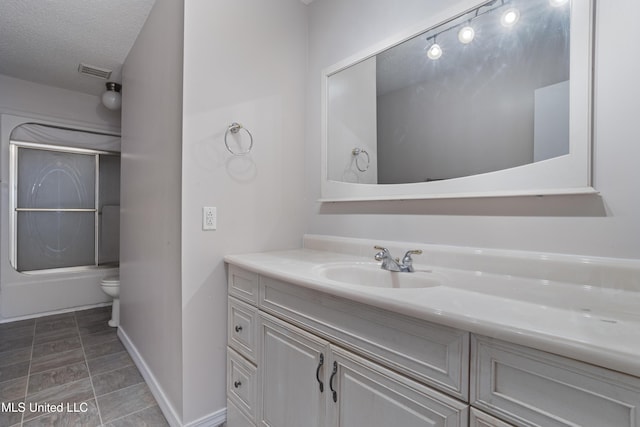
left=0, top=306, right=169, bottom=427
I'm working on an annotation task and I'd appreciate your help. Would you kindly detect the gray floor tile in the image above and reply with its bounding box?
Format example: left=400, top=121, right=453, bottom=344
left=30, top=348, right=85, bottom=374
left=92, top=365, right=144, bottom=397
left=84, top=339, right=126, bottom=360
left=0, top=347, right=32, bottom=368
left=0, top=324, right=35, bottom=340
left=0, top=376, right=27, bottom=401
left=0, top=335, right=33, bottom=353
left=24, top=378, right=94, bottom=421
left=81, top=330, right=119, bottom=348
left=0, top=398, right=23, bottom=427
left=28, top=361, right=90, bottom=395
left=74, top=306, right=110, bottom=317
left=75, top=308, right=112, bottom=327
left=32, top=335, right=81, bottom=358
left=36, top=312, right=75, bottom=323
left=35, top=317, right=77, bottom=334
left=104, top=405, right=169, bottom=427
left=23, top=399, right=101, bottom=427
left=0, top=308, right=164, bottom=427
left=97, top=383, right=157, bottom=423
left=0, top=360, right=30, bottom=383
left=78, top=321, right=115, bottom=336
left=86, top=351, right=134, bottom=376
left=0, top=318, right=35, bottom=332
left=33, top=327, right=79, bottom=345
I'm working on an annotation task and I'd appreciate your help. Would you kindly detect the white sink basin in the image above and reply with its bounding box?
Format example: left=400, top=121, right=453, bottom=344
left=313, top=262, right=442, bottom=289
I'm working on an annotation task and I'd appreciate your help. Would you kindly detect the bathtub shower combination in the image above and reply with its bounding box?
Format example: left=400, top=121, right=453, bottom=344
left=0, top=115, right=120, bottom=320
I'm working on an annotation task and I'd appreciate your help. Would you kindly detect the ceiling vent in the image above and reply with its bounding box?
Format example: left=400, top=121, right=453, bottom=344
left=78, top=63, right=112, bottom=80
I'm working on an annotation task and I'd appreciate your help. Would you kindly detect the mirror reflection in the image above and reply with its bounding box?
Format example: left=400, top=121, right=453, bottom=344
left=327, top=0, right=571, bottom=185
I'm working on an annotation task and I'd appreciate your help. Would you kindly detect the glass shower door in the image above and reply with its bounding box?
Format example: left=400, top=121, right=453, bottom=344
left=14, top=146, right=97, bottom=271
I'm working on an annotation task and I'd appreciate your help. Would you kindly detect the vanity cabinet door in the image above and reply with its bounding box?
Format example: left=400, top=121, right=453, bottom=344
left=470, top=408, right=515, bottom=427
left=259, top=313, right=330, bottom=427
left=327, top=345, right=468, bottom=427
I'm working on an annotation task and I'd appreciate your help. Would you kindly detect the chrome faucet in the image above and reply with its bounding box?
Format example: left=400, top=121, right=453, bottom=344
left=374, top=246, right=423, bottom=273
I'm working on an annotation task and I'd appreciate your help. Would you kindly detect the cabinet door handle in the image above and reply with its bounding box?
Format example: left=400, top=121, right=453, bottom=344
left=315, top=353, right=324, bottom=392
left=234, top=325, right=243, bottom=333
left=234, top=380, right=242, bottom=388
left=329, top=361, right=338, bottom=403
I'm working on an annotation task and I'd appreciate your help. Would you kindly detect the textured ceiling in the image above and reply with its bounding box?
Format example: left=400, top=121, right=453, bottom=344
left=0, top=0, right=156, bottom=96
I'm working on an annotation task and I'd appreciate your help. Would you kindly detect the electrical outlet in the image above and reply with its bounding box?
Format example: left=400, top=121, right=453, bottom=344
left=203, top=207, right=217, bottom=230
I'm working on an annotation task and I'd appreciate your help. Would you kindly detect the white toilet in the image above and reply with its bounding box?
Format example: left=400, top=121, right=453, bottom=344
left=100, top=276, right=120, bottom=327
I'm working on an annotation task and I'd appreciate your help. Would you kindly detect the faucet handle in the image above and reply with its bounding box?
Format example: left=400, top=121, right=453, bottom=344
left=373, top=246, right=389, bottom=261
left=404, top=249, right=422, bottom=256
left=402, top=249, right=422, bottom=263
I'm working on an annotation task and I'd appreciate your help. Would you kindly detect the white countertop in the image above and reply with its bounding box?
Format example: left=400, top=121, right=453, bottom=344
left=225, top=246, right=640, bottom=378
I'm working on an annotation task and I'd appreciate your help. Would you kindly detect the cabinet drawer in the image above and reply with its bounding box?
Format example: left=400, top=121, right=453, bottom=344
left=228, top=265, right=259, bottom=305
left=470, top=408, right=515, bottom=427
left=227, top=348, right=258, bottom=423
left=471, top=335, right=640, bottom=427
left=228, top=297, right=258, bottom=363
left=260, top=276, right=469, bottom=400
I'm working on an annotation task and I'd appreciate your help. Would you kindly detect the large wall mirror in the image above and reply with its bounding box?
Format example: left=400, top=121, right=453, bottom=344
left=321, top=0, right=596, bottom=201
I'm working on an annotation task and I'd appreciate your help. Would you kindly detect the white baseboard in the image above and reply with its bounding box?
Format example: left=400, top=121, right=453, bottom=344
left=0, top=302, right=111, bottom=324
left=183, top=407, right=227, bottom=427
left=117, top=326, right=227, bottom=427
left=117, top=326, right=183, bottom=427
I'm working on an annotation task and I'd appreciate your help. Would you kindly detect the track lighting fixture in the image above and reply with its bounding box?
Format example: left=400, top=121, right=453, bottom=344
left=501, top=8, right=520, bottom=27
left=458, top=24, right=475, bottom=44
left=427, top=36, right=443, bottom=60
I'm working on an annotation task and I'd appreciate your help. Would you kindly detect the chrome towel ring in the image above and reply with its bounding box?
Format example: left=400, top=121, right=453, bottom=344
left=352, top=147, right=370, bottom=172
left=225, top=122, right=253, bottom=156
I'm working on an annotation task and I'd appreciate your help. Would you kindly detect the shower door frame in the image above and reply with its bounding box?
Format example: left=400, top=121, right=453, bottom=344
left=9, top=140, right=119, bottom=273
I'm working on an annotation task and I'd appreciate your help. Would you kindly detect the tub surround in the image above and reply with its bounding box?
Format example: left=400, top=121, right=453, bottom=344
left=225, top=234, right=640, bottom=379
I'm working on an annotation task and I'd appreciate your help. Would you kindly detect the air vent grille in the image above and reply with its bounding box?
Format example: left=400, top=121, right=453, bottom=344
left=78, top=63, right=112, bottom=79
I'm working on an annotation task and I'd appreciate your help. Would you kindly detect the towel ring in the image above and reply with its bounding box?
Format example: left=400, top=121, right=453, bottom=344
left=225, top=122, right=253, bottom=156
left=352, top=148, right=370, bottom=172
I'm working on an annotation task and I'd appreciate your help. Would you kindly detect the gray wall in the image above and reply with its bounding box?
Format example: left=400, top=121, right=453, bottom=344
left=306, top=0, right=640, bottom=259
left=181, top=0, right=308, bottom=421
left=121, top=0, right=308, bottom=423
left=120, top=0, right=184, bottom=418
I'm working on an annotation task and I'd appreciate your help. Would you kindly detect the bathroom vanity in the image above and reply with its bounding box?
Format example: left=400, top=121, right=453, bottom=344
left=225, top=235, right=640, bottom=427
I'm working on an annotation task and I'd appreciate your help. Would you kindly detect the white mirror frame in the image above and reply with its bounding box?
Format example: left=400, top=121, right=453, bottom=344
left=320, top=0, right=596, bottom=201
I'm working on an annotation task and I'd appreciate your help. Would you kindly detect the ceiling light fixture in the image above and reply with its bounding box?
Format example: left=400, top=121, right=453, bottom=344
left=102, top=82, right=122, bottom=111
left=427, top=36, right=443, bottom=60
left=458, top=24, right=476, bottom=44
left=501, top=8, right=520, bottom=27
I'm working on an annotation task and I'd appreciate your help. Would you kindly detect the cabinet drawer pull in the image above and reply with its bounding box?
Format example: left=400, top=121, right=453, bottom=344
left=234, top=325, right=243, bottom=333
left=234, top=380, right=242, bottom=388
left=316, top=353, right=325, bottom=392
left=329, top=361, right=338, bottom=403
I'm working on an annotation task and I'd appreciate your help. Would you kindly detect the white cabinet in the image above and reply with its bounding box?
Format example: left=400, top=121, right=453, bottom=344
left=259, top=275, right=469, bottom=400
left=259, top=314, right=329, bottom=427
left=471, top=335, right=640, bottom=427
left=328, top=344, right=467, bottom=427
left=227, top=266, right=469, bottom=427
left=259, top=313, right=467, bottom=427
left=227, top=264, right=640, bottom=427
left=470, top=408, right=515, bottom=427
